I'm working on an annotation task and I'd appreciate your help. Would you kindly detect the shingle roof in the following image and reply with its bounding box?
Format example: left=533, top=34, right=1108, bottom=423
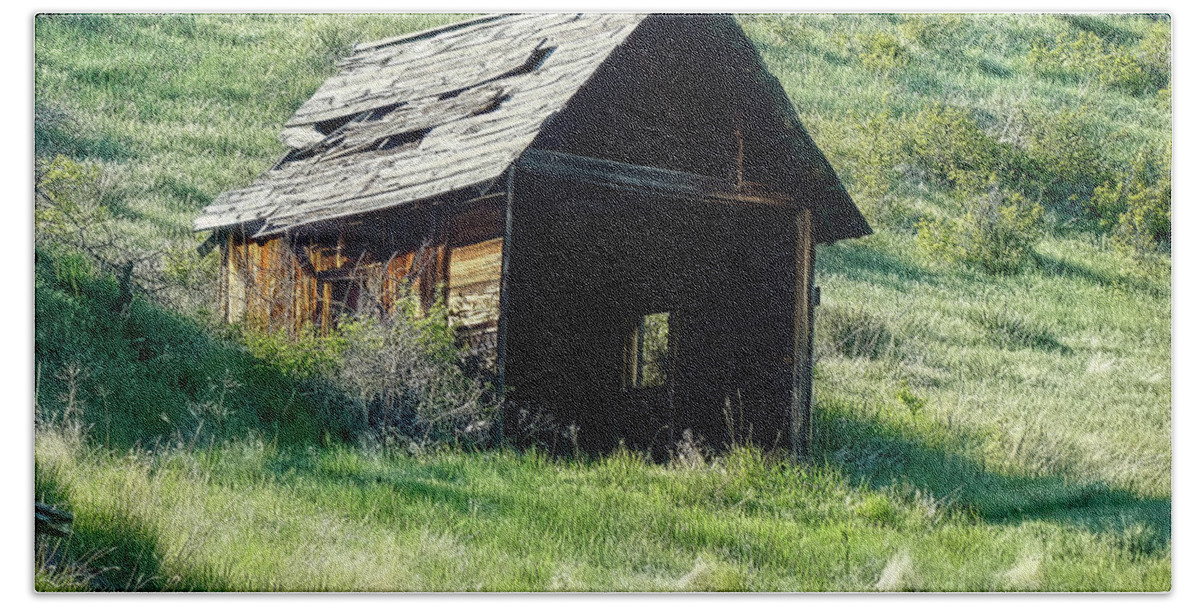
left=194, top=14, right=645, bottom=236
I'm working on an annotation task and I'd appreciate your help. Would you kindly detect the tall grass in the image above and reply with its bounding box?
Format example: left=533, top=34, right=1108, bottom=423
left=34, top=429, right=1168, bottom=591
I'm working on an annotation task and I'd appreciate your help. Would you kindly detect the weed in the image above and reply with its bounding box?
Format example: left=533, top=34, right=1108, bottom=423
left=1028, top=29, right=1165, bottom=95
left=855, top=495, right=900, bottom=527
left=895, top=380, right=925, bottom=418
left=855, top=31, right=908, bottom=73
left=670, top=429, right=709, bottom=470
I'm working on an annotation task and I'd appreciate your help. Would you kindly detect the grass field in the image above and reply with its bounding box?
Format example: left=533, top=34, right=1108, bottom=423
left=33, top=13, right=1170, bottom=591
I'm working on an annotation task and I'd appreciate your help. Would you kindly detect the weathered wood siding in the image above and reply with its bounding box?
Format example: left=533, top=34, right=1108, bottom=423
left=447, top=199, right=504, bottom=370
left=220, top=200, right=504, bottom=370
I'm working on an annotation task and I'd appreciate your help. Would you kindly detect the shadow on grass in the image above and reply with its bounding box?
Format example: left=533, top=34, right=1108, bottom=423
left=34, top=466, right=217, bottom=591
left=814, top=401, right=1170, bottom=559
left=35, top=247, right=333, bottom=452
left=35, top=119, right=133, bottom=163
left=1033, top=250, right=1168, bottom=298
left=818, top=238, right=946, bottom=292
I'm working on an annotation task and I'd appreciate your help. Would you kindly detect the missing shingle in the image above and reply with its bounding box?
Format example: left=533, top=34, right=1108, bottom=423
left=500, top=44, right=557, bottom=79
left=438, top=88, right=469, bottom=101
left=377, top=128, right=432, bottom=151
left=314, top=114, right=358, bottom=136
left=437, top=43, right=557, bottom=101
left=366, top=103, right=403, bottom=121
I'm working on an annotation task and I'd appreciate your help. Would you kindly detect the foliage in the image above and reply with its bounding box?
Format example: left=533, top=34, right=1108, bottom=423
left=905, top=104, right=1008, bottom=196
left=897, top=14, right=969, bottom=52
left=1090, top=148, right=1171, bottom=263
left=336, top=299, right=491, bottom=448
left=34, top=155, right=106, bottom=241
left=34, top=247, right=325, bottom=449
left=243, top=325, right=346, bottom=381
left=855, top=31, right=908, bottom=73
left=846, top=108, right=906, bottom=224
left=1027, top=30, right=1166, bottom=95
left=1017, top=105, right=1115, bottom=207
left=35, top=154, right=218, bottom=317
left=894, top=379, right=925, bottom=417
left=917, top=187, right=1045, bottom=274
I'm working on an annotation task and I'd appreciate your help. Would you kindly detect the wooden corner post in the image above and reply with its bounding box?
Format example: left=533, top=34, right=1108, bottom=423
left=494, top=165, right=517, bottom=445
left=791, top=207, right=816, bottom=462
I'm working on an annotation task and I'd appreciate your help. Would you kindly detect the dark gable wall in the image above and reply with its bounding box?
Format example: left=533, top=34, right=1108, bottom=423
left=532, top=15, right=804, bottom=193
left=506, top=15, right=802, bottom=454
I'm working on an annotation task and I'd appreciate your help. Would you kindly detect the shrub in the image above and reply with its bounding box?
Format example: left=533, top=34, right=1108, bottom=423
left=917, top=186, right=1045, bottom=275
left=846, top=109, right=906, bottom=224
left=895, top=379, right=926, bottom=417
left=336, top=298, right=491, bottom=448
left=1135, top=21, right=1171, bottom=93
left=34, top=247, right=328, bottom=449
left=855, top=31, right=908, bottom=72
left=904, top=104, right=1005, bottom=196
left=1090, top=148, right=1171, bottom=263
left=898, top=14, right=968, bottom=51
left=243, top=325, right=345, bottom=380
left=1019, top=105, right=1113, bottom=206
left=34, top=155, right=107, bottom=246
left=35, top=154, right=218, bottom=317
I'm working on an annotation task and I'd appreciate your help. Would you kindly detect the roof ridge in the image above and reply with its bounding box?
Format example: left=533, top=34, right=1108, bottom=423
left=351, top=14, right=510, bottom=52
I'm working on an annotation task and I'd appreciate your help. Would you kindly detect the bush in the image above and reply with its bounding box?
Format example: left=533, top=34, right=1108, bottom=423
left=35, top=153, right=218, bottom=317
left=1135, top=21, right=1171, bottom=93
left=846, top=109, right=906, bottom=224
left=855, top=31, right=908, bottom=72
left=1019, top=105, right=1114, bottom=206
left=917, top=186, right=1045, bottom=274
left=335, top=298, right=492, bottom=448
left=905, top=104, right=1006, bottom=196
left=898, top=14, right=969, bottom=52
left=1090, top=148, right=1171, bottom=264
left=34, top=247, right=326, bottom=449
left=243, top=325, right=345, bottom=381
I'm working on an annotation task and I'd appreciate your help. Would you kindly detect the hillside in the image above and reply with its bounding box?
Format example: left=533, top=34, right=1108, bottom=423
left=33, top=14, right=1170, bottom=591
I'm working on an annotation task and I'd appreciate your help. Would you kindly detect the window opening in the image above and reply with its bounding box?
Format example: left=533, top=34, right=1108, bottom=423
left=627, top=312, right=671, bottom=389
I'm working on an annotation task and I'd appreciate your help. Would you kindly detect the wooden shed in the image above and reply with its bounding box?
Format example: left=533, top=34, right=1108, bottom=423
left=195, top=13, right=870, bottom=459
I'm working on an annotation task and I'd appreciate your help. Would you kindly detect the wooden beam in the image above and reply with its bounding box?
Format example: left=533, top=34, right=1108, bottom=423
left=515, top=148, right=793, bottom=208
left=494, top=165, right=517, bottom=445
left=791, top=208, right=816, bottom=462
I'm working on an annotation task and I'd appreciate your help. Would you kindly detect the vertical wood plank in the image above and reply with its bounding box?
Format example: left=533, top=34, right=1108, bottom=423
left=791, top=207, right=816, bottom=462
left=495, top=166, right=517, bottom=443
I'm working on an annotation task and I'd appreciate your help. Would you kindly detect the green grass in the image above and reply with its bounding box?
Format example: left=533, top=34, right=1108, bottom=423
left=34, top=13, right=1170, bottom=591
left=35, top=429, right=1167, bottom=591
